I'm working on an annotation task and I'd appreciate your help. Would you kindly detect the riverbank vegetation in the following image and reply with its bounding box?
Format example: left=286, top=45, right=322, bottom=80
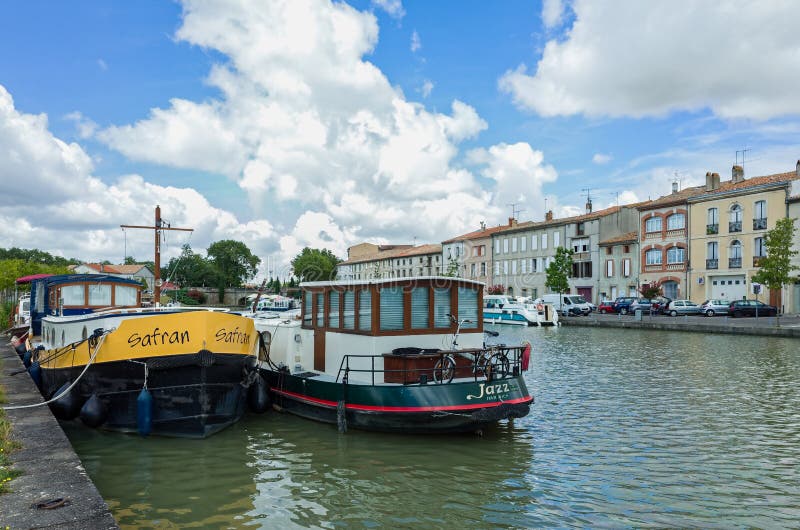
left=0, top=377, right=22, bottom=494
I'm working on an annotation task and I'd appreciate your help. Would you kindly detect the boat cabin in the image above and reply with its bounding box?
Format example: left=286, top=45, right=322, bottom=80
left=294, top=277, right=484, bottom=379
left=30, top=274, right=142, bottom=334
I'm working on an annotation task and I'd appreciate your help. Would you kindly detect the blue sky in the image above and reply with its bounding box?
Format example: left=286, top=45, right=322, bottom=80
left=1, top=0, right=799, bottom=276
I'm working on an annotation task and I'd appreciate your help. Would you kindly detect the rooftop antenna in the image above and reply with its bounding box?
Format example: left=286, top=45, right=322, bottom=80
left=543, top=197, right=548, bottom=216
left=582, top=188, right=593, bottom=212
left=413, top=235, right=417, bottom=247
left=611, top=191, right=620, bottom=207
left=507, top=202, right=525, bottom=220
left=736, top=147, right=751, bottom=167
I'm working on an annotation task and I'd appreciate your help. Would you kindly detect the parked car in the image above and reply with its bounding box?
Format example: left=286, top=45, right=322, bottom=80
left=728, top=300, right=778, bottom=317
left=650, top=296, right=671, bottom=315
left=597, top=300, right=615, bottom=314
left=587, top=301, right=597, bottom=312
left=541, top=294, right=592, bottom=316
left=699, top=299, right=730, bottom=317
left=664, top=299, right=702, bottom=316
left=629, top=298, right=652, bottom=313
left=612, top=296, right=637, bottom=315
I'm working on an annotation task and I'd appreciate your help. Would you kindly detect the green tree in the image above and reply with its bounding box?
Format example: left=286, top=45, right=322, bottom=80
left=445, top=258, right=460, bottom=277
left=0, top=258, right=70, bottom=292
left=162, top=245, right=218, bottom=288
left=751, top=217, right=799, bottom=317
left=640, top=281, right=662, bottom=300
left=545, top=247, right=574, bottom=304
left=291, top=248, right=340, bottom=282
left=207, top=240, right=261, bottom=303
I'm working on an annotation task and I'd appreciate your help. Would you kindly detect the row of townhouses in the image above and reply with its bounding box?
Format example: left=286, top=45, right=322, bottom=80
left=337, top=161, right=800, bottom=313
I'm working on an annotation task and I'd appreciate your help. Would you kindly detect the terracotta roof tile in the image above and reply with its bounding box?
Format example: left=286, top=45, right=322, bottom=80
left=339, top=244, right=442, bottom=265
left=599, top=232, right=638, bottom=246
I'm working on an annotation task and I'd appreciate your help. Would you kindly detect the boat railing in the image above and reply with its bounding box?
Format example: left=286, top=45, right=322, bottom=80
left=335, top=345, right=526, bottom=386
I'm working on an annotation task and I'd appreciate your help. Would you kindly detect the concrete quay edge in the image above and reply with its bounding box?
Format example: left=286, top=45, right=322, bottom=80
left=0, top=345, right=118, bottom=530
left=558, top=315, right=800, bottom=338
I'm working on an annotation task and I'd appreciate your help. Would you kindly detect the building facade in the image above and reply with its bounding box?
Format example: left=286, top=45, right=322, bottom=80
left=441, top=221, right=508, bottom=285
left=688, top=164, right=800, bottom=307
left=337, top=244, right=442, bottom=280
left=598, top=232, right=639, bottom=301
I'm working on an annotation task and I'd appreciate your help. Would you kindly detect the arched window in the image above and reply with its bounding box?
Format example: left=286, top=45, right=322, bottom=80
left=645, top=217, right=662, bottom=233
left=667, top=246, right=685, bottom=264
left=667, top=213, right=685, bottom=230
left=729, top=204, right=742, bottom=232
left=729, top=240, right=742, bottom=268
left=645, top=248, right=662, bottom=265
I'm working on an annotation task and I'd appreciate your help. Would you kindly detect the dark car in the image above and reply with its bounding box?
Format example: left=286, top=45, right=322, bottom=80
left=729, top=300, right=778, bottom=317
left=612, top=296, right=637, bottom=315
left=597, top=300, right=615, bottom=314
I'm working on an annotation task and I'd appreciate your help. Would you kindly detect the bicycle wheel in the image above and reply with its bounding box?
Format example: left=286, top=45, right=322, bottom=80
left=475, top=350, right=492, bottom=377
left=485, top=352, right=510, bottom=380
left=432, top=356, right=456, bottom=384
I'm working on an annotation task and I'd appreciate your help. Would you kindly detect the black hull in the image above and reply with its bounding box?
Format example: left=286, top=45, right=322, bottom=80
left=41, top=353, right=252, bottom=438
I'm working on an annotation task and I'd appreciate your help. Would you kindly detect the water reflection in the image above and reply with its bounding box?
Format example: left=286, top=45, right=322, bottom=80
left=66, top=326, right=800, bottom=528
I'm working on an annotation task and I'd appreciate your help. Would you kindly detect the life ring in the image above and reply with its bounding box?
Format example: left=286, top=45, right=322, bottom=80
left=536, top=303, right=544, bottom=312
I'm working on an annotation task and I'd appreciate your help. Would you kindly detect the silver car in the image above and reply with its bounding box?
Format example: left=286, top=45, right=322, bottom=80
left=665, top=299, right=702, bottom=316
left=699, top=299, right=730, bottom=317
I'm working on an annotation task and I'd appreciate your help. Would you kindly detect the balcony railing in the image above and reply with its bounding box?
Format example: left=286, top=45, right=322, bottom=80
left=706, top=258, right=718, bottom=269
left=666, top=263, right=685, bottom=271
left=753, top=218, right=767, bottom=230
left=753, top=256, right=765, bottom=267
left=706, top=224, right=718, bottom=235
left=729, top=257, right=742, bottom=268
left=729, top=221, right=742, bottom=233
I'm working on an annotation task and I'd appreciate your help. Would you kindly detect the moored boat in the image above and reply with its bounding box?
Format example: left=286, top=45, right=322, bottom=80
left=26, top=273, right=263, bottom=438
left=483, top=294, right=557, bottom=326
left=253, top=276, right=533, bottom=434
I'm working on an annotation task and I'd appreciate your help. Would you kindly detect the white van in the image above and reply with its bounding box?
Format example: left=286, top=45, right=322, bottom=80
left=540, top=294, right=592, bottom=316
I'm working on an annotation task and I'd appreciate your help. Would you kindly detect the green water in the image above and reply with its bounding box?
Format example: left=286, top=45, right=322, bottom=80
left=65, top=326, right=800, bottom=528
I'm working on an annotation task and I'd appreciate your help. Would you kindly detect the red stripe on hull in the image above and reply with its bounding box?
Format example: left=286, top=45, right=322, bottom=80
left=271, top=387, right=533, bottom=413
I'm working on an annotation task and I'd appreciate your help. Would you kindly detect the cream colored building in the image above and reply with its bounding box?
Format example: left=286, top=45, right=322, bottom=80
left=441, top=221, right=511, bottom=285
left=337, top=244, right=442, bottom=280
left=688, top=164, right=800, bottom=308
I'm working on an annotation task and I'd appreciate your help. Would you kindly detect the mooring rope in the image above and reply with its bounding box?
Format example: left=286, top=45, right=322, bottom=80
left=2, top=329, right=111, bottom=410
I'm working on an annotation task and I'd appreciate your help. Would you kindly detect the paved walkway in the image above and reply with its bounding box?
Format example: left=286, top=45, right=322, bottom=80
left=560, top=312, right=800, bottom=337
left=0, top=345, right=118, bottom=529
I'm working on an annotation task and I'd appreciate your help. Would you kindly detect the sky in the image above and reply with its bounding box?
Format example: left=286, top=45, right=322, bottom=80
left=1, top=0, right=799, bottom=279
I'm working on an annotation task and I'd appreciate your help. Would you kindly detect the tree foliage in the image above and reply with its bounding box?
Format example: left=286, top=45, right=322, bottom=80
left=545, top=247, right=573, bottom=296
left=487, top=284, right=505, bottom=295
left=445, top=258, right=460, bottom=277
left=640, top=281, right=663, bottom=299
left=0, top=250, right=73, bottom=292
left=751, top=217, right=799, bottom=292
left=206, top=240, right=260, bottom=287
left=0, top=247, right=78, bottom=268
left=291, top=248, right=340, bottom=282
left=162, top=245, right=218, bottom=287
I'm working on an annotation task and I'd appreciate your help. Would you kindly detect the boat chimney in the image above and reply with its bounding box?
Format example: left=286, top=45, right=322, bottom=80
left=732, top=165, right=744, bottom=183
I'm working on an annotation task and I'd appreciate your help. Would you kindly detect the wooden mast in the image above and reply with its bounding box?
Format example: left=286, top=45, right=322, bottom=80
left=121, top=205, right=193, bottom=305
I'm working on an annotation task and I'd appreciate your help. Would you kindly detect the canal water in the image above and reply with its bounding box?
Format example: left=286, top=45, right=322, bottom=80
left=64, top=326, right=800, bottom=528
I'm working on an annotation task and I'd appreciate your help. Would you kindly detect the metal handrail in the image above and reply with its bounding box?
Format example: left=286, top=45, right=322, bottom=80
left=335, top=346, right=525, bottom=386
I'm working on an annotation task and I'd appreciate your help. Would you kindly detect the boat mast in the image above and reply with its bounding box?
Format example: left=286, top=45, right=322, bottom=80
left=120, top=205, right=193, bottom=306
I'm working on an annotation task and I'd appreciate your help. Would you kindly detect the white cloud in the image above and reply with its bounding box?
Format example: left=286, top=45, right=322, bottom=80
left=541, top=0, right=564, bottom=29
left=420, top=79, right=434, bottom=98
left=64, top=111, right=98, bottom=139
left=592, top=153, right=612, bottom=165
left=97, top=59, right=108, bottom=71
left=500, top=1, right=800, bottom=120
left=371, top=0, right=405, bottom=19
left=97, top=0, right=506, bottom=258
left=410, top=30, right=421, bottom=52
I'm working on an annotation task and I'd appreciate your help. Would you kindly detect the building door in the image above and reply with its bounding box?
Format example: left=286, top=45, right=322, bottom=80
left=577, top=287, right=592, bottom=302
left=663, top=281, right=679, bottom=300
left=710, top=275, right=745, bottom=301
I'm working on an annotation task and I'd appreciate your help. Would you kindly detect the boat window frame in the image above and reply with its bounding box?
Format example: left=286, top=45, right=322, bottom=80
left=51, top=280, right=142, bottom=310
left=300, top=278, right=483, bottom=337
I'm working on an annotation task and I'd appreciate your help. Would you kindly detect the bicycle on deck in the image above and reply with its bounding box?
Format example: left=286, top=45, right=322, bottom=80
left=432, top=314, right=510, bottom=384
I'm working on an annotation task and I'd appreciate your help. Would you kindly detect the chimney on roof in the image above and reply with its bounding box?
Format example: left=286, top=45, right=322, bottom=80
left=585, top=198, right=593, bottom=213
left=706, top=171, right=721, bottom=190
left=508, top=217, right=517, bottom=227
left=732, top=165, right=744, bottom=183
left=671, top=181, right=679, bottom=194
left=796, top=159, right=799, bottom=177
left=545, top=210, right=553, bottom=222
left=480, top=220, right=486, bottom=231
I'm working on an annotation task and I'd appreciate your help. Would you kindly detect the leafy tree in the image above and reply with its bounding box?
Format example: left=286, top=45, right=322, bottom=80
left=487, top=284, right=505, bottom=295
left=640, top=281, right=662, bottom=300
left=0, top=247, right=79, bottom=268
left=445, top=258, right=460, bottom=277
left=207, top=240, right=260, bottom=303
left=545, top=247, right=574, bottom=302
left=751, top=217, right=799, bottom=316
left=0, top=258, right=70, bottom=292
left=272, top=277, right=282, bottom=294
left=161, top=245, right=218, bottom=288
left=291, top=248, right=340, bottom=282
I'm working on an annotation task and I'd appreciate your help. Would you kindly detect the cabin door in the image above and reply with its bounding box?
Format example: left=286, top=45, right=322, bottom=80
left=314, top=329, right=326, bottom=371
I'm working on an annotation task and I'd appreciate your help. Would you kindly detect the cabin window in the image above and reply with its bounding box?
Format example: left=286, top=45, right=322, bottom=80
left=433, top=287, right=451, bottom=328
left=328, top=291, right=340, bottom=328
left=379, top=287, right=404, bottom=330
left=358, top=289, right=372, bottom=331
left=342, top=291, right=355, bottom=329
left=303, top=292, right=312, bottom=326
left=316, top=293, right=324, bottom=327
left=88, top=284, right=112, bottom=306
left=61, top=285, right=85, bottom=305
left=411, top=287, right=430, bottom=329
left=458, top=287, right=479, bottom=329
left=115, top=285, right=138, bottom=306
